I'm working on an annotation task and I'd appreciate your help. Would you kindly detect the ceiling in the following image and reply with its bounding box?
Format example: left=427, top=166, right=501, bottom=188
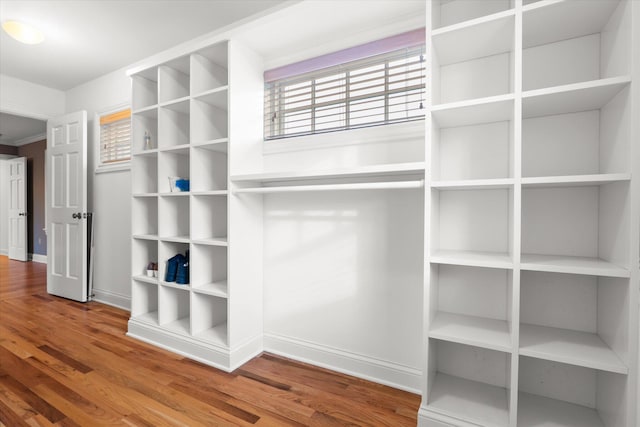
left=0, top=0, right=289, bottom=91
left=0, top=112, right=46, bottom=146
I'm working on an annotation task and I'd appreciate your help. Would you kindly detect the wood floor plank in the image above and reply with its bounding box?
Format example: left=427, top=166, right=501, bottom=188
left=0, top=256, right=420, bottom=426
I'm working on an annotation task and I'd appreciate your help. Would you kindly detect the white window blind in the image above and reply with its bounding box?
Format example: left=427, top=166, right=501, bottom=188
left=100, top=109, right=131, bottom=165
left=264, top=45, right=425, bottom=140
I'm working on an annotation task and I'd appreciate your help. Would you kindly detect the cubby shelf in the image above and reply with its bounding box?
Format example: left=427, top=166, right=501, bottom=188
left=521, top=173, right=631, bottom=187
left=132, top=234, right=158, bottom=241
left=427, top=372, right=510, bottom=427
left=193, top=323, right=227, bottom=347
left=520, top=254, right=629, bottom=278
left=522, top=77, right=631, bottom=119
left=132, top=275, right=158, bottom=285
left=519, top=323, right=627, bottom=374
left=192, top=281, right=228, bottom=298
left=430, top=250, right=513, bottom=270
left=518, top=392, right=605, bottom=427
left=431, top=95, right=514, bottom=127
left=429, top=311, right=511, bottom=352
left=431, top=178, right=514, bottom=190
left=133, top=312, right=159, bottom=326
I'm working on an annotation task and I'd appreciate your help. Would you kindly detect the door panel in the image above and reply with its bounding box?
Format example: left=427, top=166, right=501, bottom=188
left=8, top=157, right=27, bottom=261
left=47, top=111, right=88, bottom=302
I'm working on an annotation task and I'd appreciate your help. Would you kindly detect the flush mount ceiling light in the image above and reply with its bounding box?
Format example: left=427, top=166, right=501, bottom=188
left=2, top=20, right=44, bottom=44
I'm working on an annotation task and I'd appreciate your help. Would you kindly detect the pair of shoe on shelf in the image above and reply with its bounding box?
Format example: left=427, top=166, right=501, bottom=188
left=165, top=251, right=189, bottom=284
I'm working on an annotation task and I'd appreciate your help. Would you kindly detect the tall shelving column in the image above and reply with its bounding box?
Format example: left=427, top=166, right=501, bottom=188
left=423, top=1, right=517, bottom=426
left=421, top=1, right=639, bottom=426
left=131, top=66, right=160, bottom=328
left=190, top=42, right=230, bottom=349
left=517, top=1, right=637, bottom=426
left=129, top=40, right=264, bottom=370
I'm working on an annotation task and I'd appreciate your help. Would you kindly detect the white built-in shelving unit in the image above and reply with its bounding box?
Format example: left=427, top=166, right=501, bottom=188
left=421, top=0, right=639, bottom=426
left=128, top=41, right=264, bottom=370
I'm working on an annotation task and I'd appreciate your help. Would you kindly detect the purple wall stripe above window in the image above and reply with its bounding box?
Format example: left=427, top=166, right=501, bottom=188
left=264, top=27, right=426, bottom=82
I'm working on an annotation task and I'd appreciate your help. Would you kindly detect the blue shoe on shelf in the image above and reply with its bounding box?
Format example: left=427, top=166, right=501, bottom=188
left=165, top=254, right=183, bottom=282
left=176, top=258, right=189, bottom=285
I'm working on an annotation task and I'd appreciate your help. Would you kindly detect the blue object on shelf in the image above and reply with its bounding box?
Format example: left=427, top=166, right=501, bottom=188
left=176, top=250, right=189, bottom=285
left=165, top=253, right=185, bottom=282
left=176, top=179, right=190, bottom=192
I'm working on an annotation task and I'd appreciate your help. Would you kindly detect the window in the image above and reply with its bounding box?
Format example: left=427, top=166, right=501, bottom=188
left=264, top=30, right=425, bottom=140
left=99, top=108, right=131, bottom=166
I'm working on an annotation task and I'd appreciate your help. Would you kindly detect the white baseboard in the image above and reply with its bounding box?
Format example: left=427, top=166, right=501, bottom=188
left=263, top=332, right=421, bottom=394
left=30, top=253, right=47, bottom=264
left=0, top=249, right=7, bottom=256
left=92, top=289, right=131, bottom=311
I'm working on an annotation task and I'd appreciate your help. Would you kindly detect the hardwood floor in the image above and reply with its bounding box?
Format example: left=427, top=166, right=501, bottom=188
left=0, top=256, right=420, bottom=426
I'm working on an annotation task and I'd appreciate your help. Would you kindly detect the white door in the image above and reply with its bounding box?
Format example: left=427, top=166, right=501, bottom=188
left=8, top=157, right=28, bottom=261
left=46, top=111, right=88, bottom=302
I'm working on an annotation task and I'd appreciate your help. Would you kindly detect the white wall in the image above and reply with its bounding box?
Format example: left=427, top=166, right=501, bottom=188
left=0, top=74, right=65, bottom=119
left=65, top=67, right=132, bottom=309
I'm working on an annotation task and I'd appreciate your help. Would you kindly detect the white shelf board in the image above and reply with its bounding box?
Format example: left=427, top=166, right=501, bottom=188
left=132, top=193, right=158, bottom=198
left=430, top=250, right=513, bottom=269
left=431, top=178, right=514, bottom=190
left=191, top=190, right=228, bottom=196
left=133, top=311, right=159, bottom=326
left=132, top=148, right=158, bottom=157
left=191, top=138, right=228, bottom=153
left=519, top=323, right=627, bottom=374
left=231, top=162, right=425, bottom=183
left=132, top=275, right=159, bottom=285
left=432, top=11, right=515, bottom=66
left=192, top=281, right=228, bottom=298
left=159, top=144, right=190, bottom=154
left=235, top=180, right=424, bottom=194
left=192, top=86, right=228, bottom=100
left=523, top=0, right=621, bottom=48
left=431, top=95, right=514, bottom=128
left=522, top=77, right=631, bottom=119
left=160, top=96, right=190, bottom=113
left=132, top=105, right=158, bottom=116
left=159, top=235, right=190, bottom=243
left=193, top=322, right=227, bottom=347
left=520, top=253, right=629, bottom=278
left=191, top=237, right=228, bottom=246
left=193, top=87, right=228, bottom=110
left=429, top=312, right=511, bottom=352
left=161, top=281, right=190, bottom=290
left=162, top=317, right=190, bottom=335
left=522, top=173, right=631, bottom=188
left=159, top=192, right=190, bottom=197
left=518, top=392, right=604, bottom=427
left=427, top=373, right=509, bottom=427
left=132, top=234, right=158, bottom=241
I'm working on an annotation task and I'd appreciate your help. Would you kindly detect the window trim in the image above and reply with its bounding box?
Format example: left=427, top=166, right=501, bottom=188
left=94, top=103, right=131, bottom=174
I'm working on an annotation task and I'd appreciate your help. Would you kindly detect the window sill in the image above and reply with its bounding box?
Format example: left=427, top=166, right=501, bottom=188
left=95, top=162, right=131, bottom=174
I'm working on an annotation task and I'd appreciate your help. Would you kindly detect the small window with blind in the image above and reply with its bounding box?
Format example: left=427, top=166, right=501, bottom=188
left=98, top=108, right=131, bottom=168
left=264, top=29, right=425, bottom=141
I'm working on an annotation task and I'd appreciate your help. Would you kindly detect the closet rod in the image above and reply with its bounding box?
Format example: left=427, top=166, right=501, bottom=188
left=234, top=180, right=424, bottom=194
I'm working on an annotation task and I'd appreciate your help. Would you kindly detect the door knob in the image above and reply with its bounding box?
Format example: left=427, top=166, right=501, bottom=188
left=72, top=212, right=82, bottom=219
left=18, top=212, right=26, bottom=216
